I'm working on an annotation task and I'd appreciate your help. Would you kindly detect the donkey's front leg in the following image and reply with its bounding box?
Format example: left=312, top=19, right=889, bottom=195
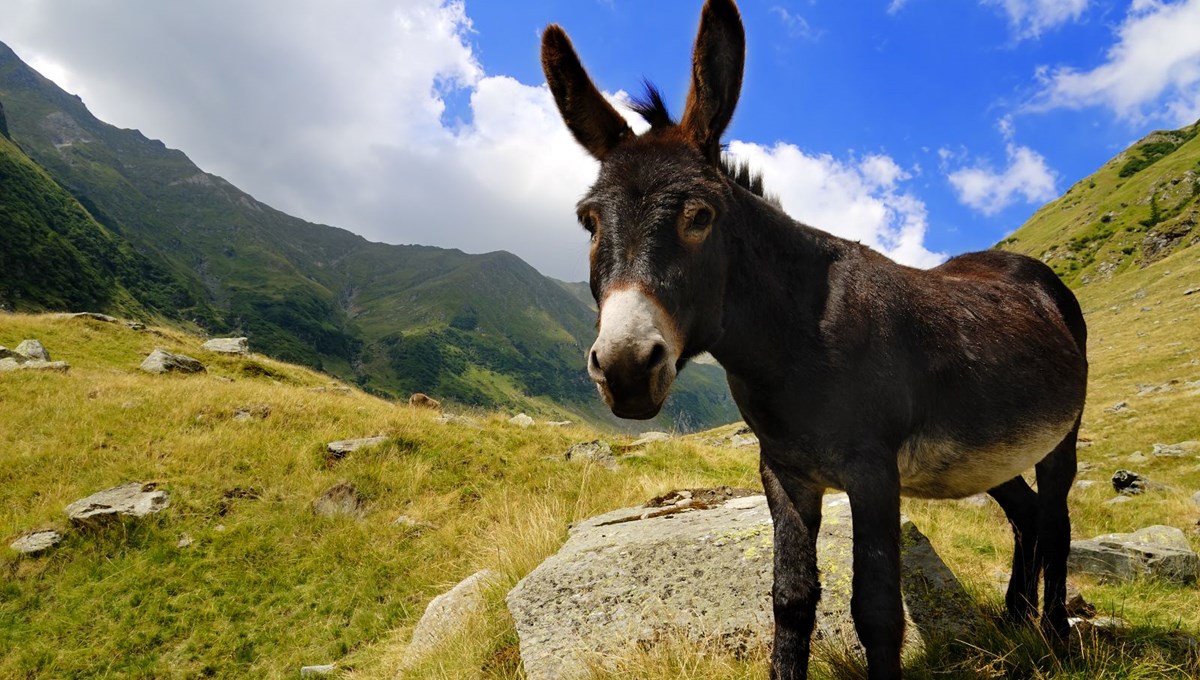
left=762, top=459, right=823, bottom=680
left=847, top=460, right=903, bottom=680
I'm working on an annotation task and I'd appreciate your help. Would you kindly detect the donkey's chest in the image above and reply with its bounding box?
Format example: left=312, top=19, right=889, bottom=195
left=895, top=420, right=1073, bottom=499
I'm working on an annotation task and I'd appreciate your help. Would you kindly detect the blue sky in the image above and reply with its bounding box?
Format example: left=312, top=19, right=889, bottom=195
left=4, top=1, right=1200, bottom=278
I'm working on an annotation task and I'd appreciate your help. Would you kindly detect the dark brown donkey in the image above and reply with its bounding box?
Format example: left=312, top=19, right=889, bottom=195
left=541, top=1, right=1087, bottom=678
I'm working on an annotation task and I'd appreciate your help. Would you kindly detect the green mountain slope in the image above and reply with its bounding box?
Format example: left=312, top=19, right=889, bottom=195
left=0, top=133, right=190, bottom=317
left=0, top=42, right=737, bottom=431
left=999, top=120, right=1199, bottom=285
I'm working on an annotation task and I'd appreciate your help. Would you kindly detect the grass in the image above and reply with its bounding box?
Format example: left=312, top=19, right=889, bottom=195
left=2, top=215, right=1199, bottom=678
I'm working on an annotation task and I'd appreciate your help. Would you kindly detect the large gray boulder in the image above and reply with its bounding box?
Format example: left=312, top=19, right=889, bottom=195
left=140, top=348, right=205, bottom=374
left=202, top=337, right=249, bottom=355
left=66, top=482, right=170, bottom=525
left=404, top=569, right=500, bottom=666
left=1068, top=525, right=1200, bottom=585
left=326, top=436, right=388, bottom=460
left=0, top=357, right=69, bottom=373
left=507, top=492, right=978, bottom=679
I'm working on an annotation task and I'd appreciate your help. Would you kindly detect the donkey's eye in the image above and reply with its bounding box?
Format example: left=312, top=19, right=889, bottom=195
left=579, top=212, right=598, bottom=240
left=679, top=202, right=715, bottom=245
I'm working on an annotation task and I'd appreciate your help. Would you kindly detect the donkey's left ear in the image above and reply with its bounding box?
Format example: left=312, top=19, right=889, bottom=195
left=680, top=0, right=745, bottom=163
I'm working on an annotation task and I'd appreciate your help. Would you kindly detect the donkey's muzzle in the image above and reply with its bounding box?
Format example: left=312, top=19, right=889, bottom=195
left=588, top=337, right=677, bottom=419
left=589, top=287, right=682, bottom=419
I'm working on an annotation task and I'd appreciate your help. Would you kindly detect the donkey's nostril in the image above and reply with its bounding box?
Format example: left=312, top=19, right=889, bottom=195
left=589, top=349, right=602, bottom=372
left=647, top=342, right=667, bottom=369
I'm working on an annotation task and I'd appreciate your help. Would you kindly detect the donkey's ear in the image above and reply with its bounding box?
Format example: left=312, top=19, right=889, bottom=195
left=542, top=25, right=632, bottom=161
left=680, top=0, right=745, bottom=162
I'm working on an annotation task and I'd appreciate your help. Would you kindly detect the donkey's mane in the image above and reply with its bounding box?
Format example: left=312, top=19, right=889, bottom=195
left=631, top=83, right=777, bottom=205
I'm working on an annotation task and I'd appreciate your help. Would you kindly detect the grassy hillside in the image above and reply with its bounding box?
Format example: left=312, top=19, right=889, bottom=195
left=0, top=42, right=738, bottom=432
left=0, top=312, right=757, bottom=678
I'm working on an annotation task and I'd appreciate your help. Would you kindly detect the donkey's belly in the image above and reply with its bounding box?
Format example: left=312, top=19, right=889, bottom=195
left=896, top=420, right=1074, bottom=499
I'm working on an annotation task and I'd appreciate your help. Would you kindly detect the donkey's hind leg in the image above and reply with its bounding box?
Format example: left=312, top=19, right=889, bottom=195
left=1035, top=421, right=1079, bottom=638
left=988, top=476, right=1040, bottom=622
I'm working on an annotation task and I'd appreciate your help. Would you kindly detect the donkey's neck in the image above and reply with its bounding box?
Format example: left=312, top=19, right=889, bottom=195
left=708, top=186, right=848, bottom=383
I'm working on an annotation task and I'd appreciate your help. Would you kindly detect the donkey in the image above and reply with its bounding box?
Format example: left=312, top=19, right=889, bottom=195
left=541, top=1, right=1086, bottom=678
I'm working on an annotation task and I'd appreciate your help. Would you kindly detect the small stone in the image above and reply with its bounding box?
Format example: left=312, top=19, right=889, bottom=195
left=201, top=337, right=249, bottom=355
left=959, top=494, right=990, bottom=508
left=564, top=440, right=617, bottom=470
left=1104, top=495, right=1133, bottom=506
left=1112, top=469, right=1146, bottom=494
left=1073, top=480, right=1098, bottom=490
left=9, top=529, right=63, bottom=555
left=140, top=348, right=205, bottom=374
left=1152, top=441, right=1200, bottom=458
left=312, top=481, right=366, bottom=518
left=233, top=404, right=271, bottom=422
left=326, top=436, right=387, bottom=459
left=1106, top=401, right=1131, bottom=413
left=508, top=413, right=535, bottom=428
left=1191, top=491, right=1200, bottom=507
left=544, top=420, right=572, bottom=427
left=177, top=534, right=194, bottom=549
left=14, top=339, right=49, bottom=361
left=0, top=358, right=69, bottom=373
left=1065, top=592, right=1097, bottom=618
left=436, top=413, right=480, bottom=428
left=630, top=431, right=671, bottom=447
left=66, top=482, right=170, bottom=525
left=299, top=664, right=336, bottom=676
left=1126, top=451, right=1148, bottom=463
left=125, top=321, right=146, bottom=331
left=730, top=433, right=760, bottom=448
left=1185, top=287, right=1199, bottom=296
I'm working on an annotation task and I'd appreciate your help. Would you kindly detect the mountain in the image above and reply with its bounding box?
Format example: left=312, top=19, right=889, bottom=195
left=998, top=120, right=1199, bottom=284
left=0, top=41, right=737, bottom=431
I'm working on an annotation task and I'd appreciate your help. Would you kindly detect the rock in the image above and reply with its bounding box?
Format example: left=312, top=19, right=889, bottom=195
left=959, top=494, right=990, bottom=508
left=730, top=433, right=760, bottom=448
left=1106, top=401, right=1131, bottom=413
left=66, top=482, right=169, bottom=525
left=14, top=339, right=49, bottom=361
left=67, top=312, right=118, bottom=323
left=299, top=664, right=336, bottom=676
left=405, top=570, right=499, bottom=664
left=630, top=431, right=671, bottom=447
left=307, top=385, right=352, bottom=395
left=312, top=481, right=366, bottom=518
left=1152, top=441, right=1200, bottom=458
left=1126, top=451, right=1148, bottom=463
left=545, top=420, right=573, bottom=427
left=1065, top=591, right=1096, bottom=618
left=408, top=392, right=441, bottom=410
left=201, top=337, right=249, bottom=355
left=140, top=348, right=205, bottom=374
left=1073, top=480, right=1098, bottom=491
left=1104, top=495, right=1133, bottom=506
left=232, top=404, right=271, bottom=422
left=1112, top=469, right=1147, bottom=494
left=1192, top=491, right=1200, bottom=507
left=0, top=358, right=70, bottom=373
left=177, top=534, right=194, bottom=549
left=1185, top=286, right=1199, bottom=296
left=125, top=321, right=146, bottom=331
left=564, top=440, right=617, bottom=470
left=326, top=436, right=387, bottom=460
left=10, top=529, right=63, bottom=555
left=0, top=346, right=21, bottom=361
left=508, top=413, right=535, bottom=428
left=1068, top=525, right=1200, bottom=585
left=507, top=492, right=979, bottom=679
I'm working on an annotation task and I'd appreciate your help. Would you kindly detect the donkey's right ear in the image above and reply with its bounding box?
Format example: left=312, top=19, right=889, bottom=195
left=542, top=25, right=632, bottom=161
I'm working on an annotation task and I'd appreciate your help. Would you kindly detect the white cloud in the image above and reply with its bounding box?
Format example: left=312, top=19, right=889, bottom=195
left=946, top=144, right=1058, bottom=215
left=983, top=0, right=1090, bottom=38
left=726, top=142, right=945, bottom=268
left=1, top=0, right=942, bottom=279
left=770, top=6, right=821, bottom=41
left=1030, top=0, right=1200, bottom=125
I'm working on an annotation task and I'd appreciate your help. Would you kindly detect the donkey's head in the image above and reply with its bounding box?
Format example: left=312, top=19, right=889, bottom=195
left=542, top=0, right=745, bottom=420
